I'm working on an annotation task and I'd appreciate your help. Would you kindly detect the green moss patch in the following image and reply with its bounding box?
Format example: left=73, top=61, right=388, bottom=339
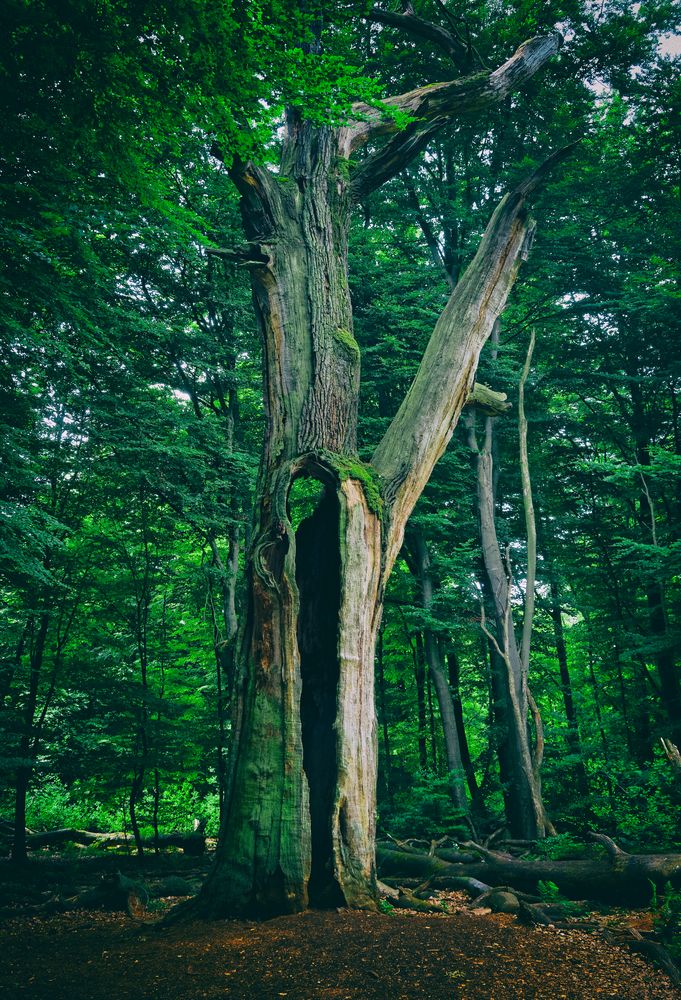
left=333, top=327, right=360, bottom=357
left=323, top=453, right=383, bottom=518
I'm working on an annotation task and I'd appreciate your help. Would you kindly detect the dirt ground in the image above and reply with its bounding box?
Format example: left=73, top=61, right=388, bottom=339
left=1, top=906, right=679, bottom=1000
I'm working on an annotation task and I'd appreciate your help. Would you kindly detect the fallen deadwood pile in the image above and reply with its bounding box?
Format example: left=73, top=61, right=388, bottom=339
left=376, top=833, right=681, bottom=988
left=376, top=833, right=681, bottom=905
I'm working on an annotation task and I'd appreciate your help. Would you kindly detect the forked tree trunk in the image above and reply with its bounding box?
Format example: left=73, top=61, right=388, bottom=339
left=196, top=33, right=565, bottom=918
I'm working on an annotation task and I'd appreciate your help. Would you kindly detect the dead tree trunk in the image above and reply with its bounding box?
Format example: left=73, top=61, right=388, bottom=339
left=195, top=31, right=564, bottom=918
left=466, top=332, right=551, bottom=840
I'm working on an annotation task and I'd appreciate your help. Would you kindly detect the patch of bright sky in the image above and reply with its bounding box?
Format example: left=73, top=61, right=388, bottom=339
left=660, top=34, right=681, bottom=56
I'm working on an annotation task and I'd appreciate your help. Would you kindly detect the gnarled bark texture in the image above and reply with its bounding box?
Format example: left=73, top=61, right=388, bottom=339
left=196, top=32, right=565, bottom=918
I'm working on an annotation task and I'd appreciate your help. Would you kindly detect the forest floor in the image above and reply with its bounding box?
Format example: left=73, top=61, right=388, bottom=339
left=1, top=854, right=679, bottom=999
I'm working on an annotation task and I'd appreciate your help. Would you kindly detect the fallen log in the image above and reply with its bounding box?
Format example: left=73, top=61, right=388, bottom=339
left=2, top=872, right=150, bottom=919
left=377, top=836, right=681, bottom=904
left=380, top=874, right=491, bottom=897
left=391, top=887, right=449, bottom=913
left=20, top=828, right=206, bottom=855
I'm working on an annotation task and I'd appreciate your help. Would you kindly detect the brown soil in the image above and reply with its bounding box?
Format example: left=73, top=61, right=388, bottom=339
left=1, top=907, right=678, bottom=1000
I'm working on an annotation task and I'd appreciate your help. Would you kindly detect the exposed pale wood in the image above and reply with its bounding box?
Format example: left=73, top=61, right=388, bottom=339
left=466, top=382, right=511, bottom=415
left=470, top=398, right=548, bottom=838
left=332, top=478, right=382, bottom=909
left=518, top=329, right=536, bottom=673
left=373, top=148, right=574, bottom=577
left=661, top=737, right=681, bottom=776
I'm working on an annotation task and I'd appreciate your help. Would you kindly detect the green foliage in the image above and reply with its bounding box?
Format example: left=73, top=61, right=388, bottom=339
left=537, top=879, right=562, bottom=903
left=380, top=773, right=471, bottom=841
left=537, top=879, right=584, bottom=917
left=589, top=758, right=680, bottom=849
left=288, top=477, right=326, bottom=532
left=25, top=779, right=121, bottom=834
left=531, top=834, right=593, bottom=861
left=652, top=882, right=681, bottom=959
left=378, top=898, right=396, bottom=915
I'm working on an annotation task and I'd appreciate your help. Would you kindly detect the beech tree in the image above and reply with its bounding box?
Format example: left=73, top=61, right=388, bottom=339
left=194, top=11, right=569, bottom=918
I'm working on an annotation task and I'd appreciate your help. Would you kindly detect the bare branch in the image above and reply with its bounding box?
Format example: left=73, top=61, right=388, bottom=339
left=364, top=6, right=470, bottom=71
left=661, top=737, right=681, bottom=777
left=204, top=243, right=271, bottom=267
left=342, top=34, right=562, bottom=197
left=527, top=685, right=544, bottom=776
left=589, top=832, right=629, bottom=865
left=466, top=383, right=512, bottom=416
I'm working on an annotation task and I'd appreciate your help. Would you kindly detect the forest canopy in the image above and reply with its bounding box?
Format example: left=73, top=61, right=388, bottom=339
left=2, top=0, right=681, bottom=909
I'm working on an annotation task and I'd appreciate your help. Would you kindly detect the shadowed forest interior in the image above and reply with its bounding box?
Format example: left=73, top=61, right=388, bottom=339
left=2, top=0, right=681, bottom=995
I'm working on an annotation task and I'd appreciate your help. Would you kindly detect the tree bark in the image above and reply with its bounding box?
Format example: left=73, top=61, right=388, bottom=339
left=195, top=35, right=564, bottom=918
left=376, top=627, right=394, bottom=807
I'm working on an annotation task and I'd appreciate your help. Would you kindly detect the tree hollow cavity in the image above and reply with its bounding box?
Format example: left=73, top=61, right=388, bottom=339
left=291, top=476, right=344, bottom=907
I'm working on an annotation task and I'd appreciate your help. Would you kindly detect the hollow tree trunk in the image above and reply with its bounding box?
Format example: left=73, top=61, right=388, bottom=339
left=196, top=33, right=564, bottom=918
left=197, top=121, right=383, bottom=917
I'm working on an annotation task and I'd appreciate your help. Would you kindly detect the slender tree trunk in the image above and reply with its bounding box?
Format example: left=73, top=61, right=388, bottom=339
left=129, top=767, right=145, bottom=858
left=414, top=633, right=429, bottom=771
left=632, top=386, right=681, bottom=740
left=447, top=650, right=483, bottom=811
left=549, top=576, right=589, bottom=798
left=12, top=612, right=49, bottom=863
left=152, top=768, right=161, bottom=854
left=408, top=527, right=470, bottom=820
left=207, top=528, right=240, bottom=820
left=426, top=663, right=438, bottom=772
left=468, top=406, right=548, bottom=839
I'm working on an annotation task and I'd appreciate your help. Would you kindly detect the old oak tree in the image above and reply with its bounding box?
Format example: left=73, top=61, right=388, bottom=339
left=198, top=12, right=567, bottom=918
